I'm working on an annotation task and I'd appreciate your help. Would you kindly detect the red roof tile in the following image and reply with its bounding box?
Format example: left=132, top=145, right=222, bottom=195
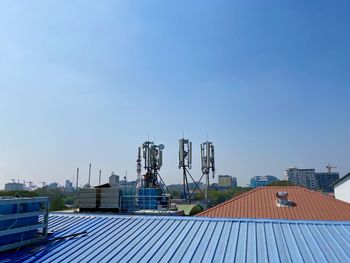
left=197, top=186, right=350, bottom=221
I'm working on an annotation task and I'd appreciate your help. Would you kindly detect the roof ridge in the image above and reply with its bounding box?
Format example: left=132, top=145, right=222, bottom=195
left=197, top=185, right=350, bottom=218
left=197, top=187, right=261, bottom=216
left=197, top=186, right=308, bottom=216
left=299, top=185, right=350, bottom=207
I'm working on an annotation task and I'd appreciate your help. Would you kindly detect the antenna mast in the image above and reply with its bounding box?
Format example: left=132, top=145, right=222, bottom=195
left=201, top=141, right=215, bottom=200
left=179, top=138, right=192, bottom=202
left=142, top=141, right=165, bottom=188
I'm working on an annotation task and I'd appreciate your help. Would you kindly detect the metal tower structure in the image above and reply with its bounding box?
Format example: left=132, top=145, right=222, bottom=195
left=179, top=138, right=192, bottom=201
left=178, top=138, right=210, bottom=203
left=136, top=147, right=142, bottom=186
left=201, top=141, right=215, bottom=200
left=141, top=141, right=167, bottom=189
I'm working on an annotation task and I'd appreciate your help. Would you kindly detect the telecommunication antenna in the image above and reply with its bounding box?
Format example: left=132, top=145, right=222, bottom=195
left=201, top=141, right=215, bottom=200
left=136, top=147, right=142, bottom=186
left=178, top=138, right=209, bottom=203
left=179, top=138, right=192, bottom=201
left=141, top=141, right=168, bottom=191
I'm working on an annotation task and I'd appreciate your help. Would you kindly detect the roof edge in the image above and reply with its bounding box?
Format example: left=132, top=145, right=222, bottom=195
left=49, top=213, right=350, bottom=225
left=332, top=172, right=350, bottom=187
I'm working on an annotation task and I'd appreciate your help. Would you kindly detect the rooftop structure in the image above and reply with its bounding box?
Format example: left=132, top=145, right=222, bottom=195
left=333, top=172, right=350, bottom=203
left=2, top=213, right=350, bottom=262
left=198, top=186, right=350, bottom=221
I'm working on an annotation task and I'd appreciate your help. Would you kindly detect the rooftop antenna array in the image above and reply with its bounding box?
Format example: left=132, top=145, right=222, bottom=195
left=201, top=141, right=215, bottom=200
left=136, top=147, right=142, bottom=186
left=141, top=141, right=168, bottom=190
left=179, top=138, right=192, bottom=202
left=178, top=138, right=211, bottom=203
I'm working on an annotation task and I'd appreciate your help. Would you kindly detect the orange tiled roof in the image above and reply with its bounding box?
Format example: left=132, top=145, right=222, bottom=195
left=197, top=186, right=350, bottom=221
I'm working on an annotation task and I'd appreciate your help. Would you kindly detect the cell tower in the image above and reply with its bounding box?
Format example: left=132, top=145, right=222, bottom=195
left=179, top=138, right=192, bottom=201
left=136, top=147, right=142, bottom=186
left=201, top=141, right=215, bottom=200
left=141, top=141, right=166, bottom=189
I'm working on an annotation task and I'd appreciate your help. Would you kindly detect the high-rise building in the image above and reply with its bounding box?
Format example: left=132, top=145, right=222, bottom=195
left=218, top=175, right=237, bottom=188
left=250, top=175, right=278, bottom=188
left=285, top=168, right=317, bottom=189
left=285, top=168, right=339, bottom=192
left=315, top=172, right=339, bottom=192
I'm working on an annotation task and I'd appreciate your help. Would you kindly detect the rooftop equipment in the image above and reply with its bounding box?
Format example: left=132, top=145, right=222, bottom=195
left=0, top=197, right=49, bottom=252
left=179, top=138, right=192, bottom=201
left=201, top=141, right=215, bottom=200
left=138, top=141, right=170, bottom=210
left=178, top=138, right=205, bottom=203
left=141, top=141, right=165, bottom=188
left=77, top=187, right=120, bottom=212
left=136, top=147, right=142, bottom=186
left=276, top=191, right=291, bottom=207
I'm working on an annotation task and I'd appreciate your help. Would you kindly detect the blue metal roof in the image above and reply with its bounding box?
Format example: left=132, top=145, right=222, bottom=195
left=1, top=213, right=350, bottom=263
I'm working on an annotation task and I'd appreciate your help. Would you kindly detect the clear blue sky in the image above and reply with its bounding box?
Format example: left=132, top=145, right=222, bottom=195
left=0, top=1, right=349, bottom=188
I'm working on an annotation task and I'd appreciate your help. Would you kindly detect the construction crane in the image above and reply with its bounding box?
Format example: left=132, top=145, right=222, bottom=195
left=326, top=163, right=337, bottom=173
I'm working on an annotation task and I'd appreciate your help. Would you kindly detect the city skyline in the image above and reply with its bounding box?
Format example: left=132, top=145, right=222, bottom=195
left=1, top=1, right=349, bottom=188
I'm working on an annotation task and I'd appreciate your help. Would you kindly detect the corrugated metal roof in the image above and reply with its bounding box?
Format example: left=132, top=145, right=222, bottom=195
left=198, top=186, right=350, bottom=220
left=1, top=213, right=350, bottom=262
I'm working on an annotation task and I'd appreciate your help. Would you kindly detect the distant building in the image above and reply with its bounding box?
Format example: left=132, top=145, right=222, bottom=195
left=65, top=180, right=74, bottom=192
left=285, top=168, right=339, bottom=192
left=250, top=175, right=278, bottom=188
left=5, top=182, right=24, bottom=191
left=285, top=168, right=317, bottom=189
left=218, top=175, right=237, bottom=188
left=109, top=173, right=120, bottom=188
left=333, top=173, right=350, bottom=203
left=48, top=182, right=59, bottom=190
left=315, top=172, right=339, bottom=192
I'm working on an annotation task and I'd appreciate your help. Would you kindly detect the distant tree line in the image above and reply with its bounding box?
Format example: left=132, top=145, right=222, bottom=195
left=170, top=187, right=253, bottom=207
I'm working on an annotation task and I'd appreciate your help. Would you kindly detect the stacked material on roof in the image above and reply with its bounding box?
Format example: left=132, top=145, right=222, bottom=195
left=77, top=188, right=120, bottom=211
left=198, top=186, right=350, bottom=220
left=2, top=213, right=350, bottom=262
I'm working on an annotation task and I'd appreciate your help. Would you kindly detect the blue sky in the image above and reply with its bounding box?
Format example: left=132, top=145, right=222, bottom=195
left=0, top=1, right=349, bottom=188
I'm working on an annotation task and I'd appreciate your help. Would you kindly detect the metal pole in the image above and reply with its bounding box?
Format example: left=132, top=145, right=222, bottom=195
left=183, top=166, right=186, bottom=200
left=99, top=169, right=101, bottom=185
left=76, top=168, right=79, bottom=190
left=88, top=163, right=91, bottom=187
left=74, top=168, right=79, bottom=212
